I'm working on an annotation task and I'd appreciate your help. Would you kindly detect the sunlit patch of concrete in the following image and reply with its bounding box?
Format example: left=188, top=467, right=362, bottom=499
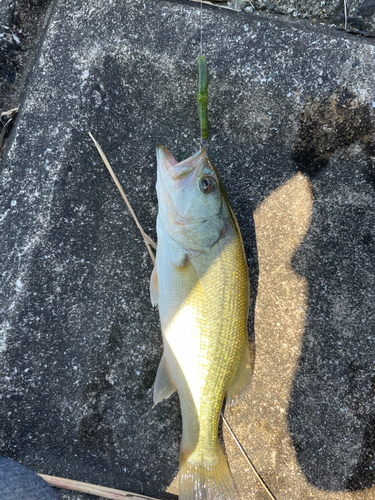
left=221, top=172, right=375, bottom=499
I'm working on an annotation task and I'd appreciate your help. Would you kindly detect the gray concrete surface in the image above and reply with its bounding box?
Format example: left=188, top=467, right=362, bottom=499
left=2, top=0, right=375, bottom=151
left=0, top=0, right=375, bottom=499
left=0, top=0, right=53, bottom=110
left=0, top=0, right=54, bottom=157
left=224, top=0, right=375, bottom=31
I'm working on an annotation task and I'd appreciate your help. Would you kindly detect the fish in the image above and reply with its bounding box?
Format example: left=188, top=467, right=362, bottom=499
left=150, top=145, right=254, bottom=500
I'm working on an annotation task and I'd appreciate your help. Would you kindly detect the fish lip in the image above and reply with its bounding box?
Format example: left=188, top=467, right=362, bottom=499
left=156, top=144, right=179, bottom=169
left=156, top=145, right=208, bottom=180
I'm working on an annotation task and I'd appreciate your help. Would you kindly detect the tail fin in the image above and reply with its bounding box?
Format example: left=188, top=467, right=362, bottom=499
left=179, top=446, right=240, bottom=500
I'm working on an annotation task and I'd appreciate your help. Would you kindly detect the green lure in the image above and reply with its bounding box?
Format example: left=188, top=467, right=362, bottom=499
left=196, top=55, right=209, bottom=139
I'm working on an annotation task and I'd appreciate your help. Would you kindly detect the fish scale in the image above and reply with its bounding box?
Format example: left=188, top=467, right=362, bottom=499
left=196, top=237, right=248, bottom=430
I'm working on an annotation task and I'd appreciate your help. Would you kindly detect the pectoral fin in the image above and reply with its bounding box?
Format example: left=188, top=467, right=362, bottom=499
left=170, top=244, right=188, bottom=267
left=226, top=341, right=255, bottom=406
left=150, top=265, right=159, bottom=307
left=153, top=355, right=176, bottom=405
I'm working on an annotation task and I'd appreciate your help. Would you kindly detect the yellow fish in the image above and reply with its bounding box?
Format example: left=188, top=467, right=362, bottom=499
left=150, top=145, right=253, bottom=500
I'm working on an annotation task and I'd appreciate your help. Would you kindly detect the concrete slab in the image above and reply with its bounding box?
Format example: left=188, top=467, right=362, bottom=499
left=1, top=0, right=375, bottom=499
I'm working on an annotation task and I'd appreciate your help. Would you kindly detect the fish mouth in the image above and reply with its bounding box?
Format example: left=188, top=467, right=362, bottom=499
left=156, top=144, right=223, bottom=228
left=156, top=145, right=208, bottom=180
left=156, top=144, right=178, bottom=170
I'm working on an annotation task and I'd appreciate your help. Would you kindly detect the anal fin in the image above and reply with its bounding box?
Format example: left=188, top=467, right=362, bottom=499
left=153, top=355, right=176, bottom=405
left=150, top=265, right=159, bottom=307
left=226, top=340, right=255, bottom=406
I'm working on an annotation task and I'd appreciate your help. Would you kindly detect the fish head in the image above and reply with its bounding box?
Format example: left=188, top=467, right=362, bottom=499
left=156, top=145, right=227, bottom=254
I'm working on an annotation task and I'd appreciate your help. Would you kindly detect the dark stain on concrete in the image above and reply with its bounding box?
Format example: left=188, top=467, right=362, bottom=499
left=78, top=377, right=115, bottom=453
left=292, top=88, right=375, bottom=185
left=78, top=324, right=123, bottom=453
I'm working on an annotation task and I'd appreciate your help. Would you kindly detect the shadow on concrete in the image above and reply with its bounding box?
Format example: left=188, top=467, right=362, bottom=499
left=291, top=87, right=375, bottom=187
left=288, top=87, right=375, bottom=491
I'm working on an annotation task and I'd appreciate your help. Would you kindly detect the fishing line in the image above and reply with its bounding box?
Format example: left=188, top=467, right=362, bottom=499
left=197, top=0, right=209, bottom=145
left=221, top=413, right=278, bottom=500
left=200, top=0, right=203, bottom=56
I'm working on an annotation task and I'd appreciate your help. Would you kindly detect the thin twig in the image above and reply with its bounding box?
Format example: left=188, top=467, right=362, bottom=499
left=89, top=132, right=156, bottom=264
left=187, top=0, right=235, bottom=11
left=0, top=118, right=12, bottom=150
left=1, top=106, right=19, bottom=117
left=38, top=474, right=159, bottom=500
left=221, top=412, right=277, bottom=500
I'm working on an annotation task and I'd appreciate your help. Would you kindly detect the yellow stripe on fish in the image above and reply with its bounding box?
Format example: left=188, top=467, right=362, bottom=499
left=150, top=145, right=253, bottom=500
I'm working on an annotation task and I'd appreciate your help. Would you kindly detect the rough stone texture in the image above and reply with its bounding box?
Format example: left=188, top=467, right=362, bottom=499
left=357, top=0, right=375, bottom=17
left=233, top=0, right=362, bottom=20
left=0, top=0, right=53, bottom=108
left=0, top=0, right=53, bottom=158
left=0, top=0, right=375, bottom=499
left=249, top=0, right=342, bottom=17
left=223, top=0, right=375, bottom=31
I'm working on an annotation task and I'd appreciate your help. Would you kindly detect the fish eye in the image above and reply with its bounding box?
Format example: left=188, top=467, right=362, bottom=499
left=199, top=176, right=217, bottom=194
